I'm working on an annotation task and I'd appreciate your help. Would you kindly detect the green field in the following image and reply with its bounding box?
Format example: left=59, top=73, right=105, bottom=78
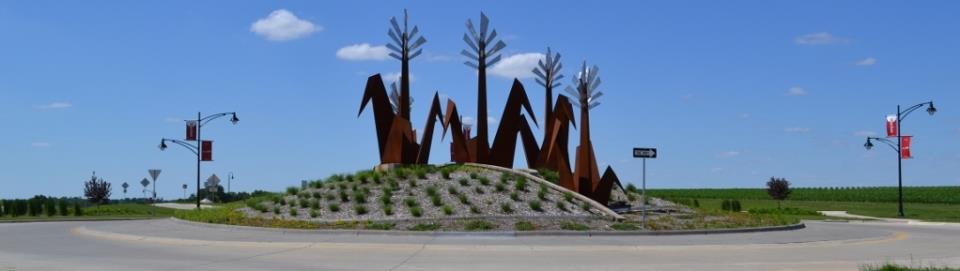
left=648, top=187, right=960, bottom=222
left=0, top=203, right=174, bottom=222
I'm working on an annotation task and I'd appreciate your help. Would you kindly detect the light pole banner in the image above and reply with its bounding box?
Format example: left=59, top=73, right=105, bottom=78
left=886, top=115, right=898, bottom=138
left=901, top=136, right=912, bottom=159
left=186, top=121, right=198, bottom=141
left=201, top=140, right=213, bottom=161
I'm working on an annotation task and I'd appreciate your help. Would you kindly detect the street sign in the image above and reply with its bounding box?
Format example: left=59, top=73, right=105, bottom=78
left=633, top=148, right=657, bottom=159
left=205, top=174, right=221, bottom=192
left=148, top=169, right=162, bottom=181
left=122, top=182, right=129, bottom=189
left=140, top=178, right=150, bottom=188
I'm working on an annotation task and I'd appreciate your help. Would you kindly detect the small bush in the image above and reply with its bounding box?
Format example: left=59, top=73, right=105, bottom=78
left=474, top=187, right=485, bottom=194
left=693, top=199, right=700, bottom=207
left=537, top=168, right=560, bottom=184
left=289, top=208, right=298, bottom=217
left=379, top=194, right=392, bottom=206
left=510, top=191, right=521, bottom=201
left=353, top=192, right=367, bottom=204
left=529, top=200, right=543, bottom=212
left=441, top=168, right=452, bottom=180
left=388, top=179, right=400, bottom=190
left=408, top=179, right=418, bottom=188
left=537, top=190, right=548, bottom=201
left=410, top=206, right=423, bottom=217
left=58, top=200, right=69, bottom=216
left=274, top=206, right=281, bottom=215
left=383, top=205, right=394, bottom=216
left=560, top=222, right=590, bottom=231
left=404, top=197, right=419, bottom=208
left=354, top=205, right=368, bottom=215
left=365, top=222, right=395, bottom=230
left=339, top=190, right=350, bottom=202
left=556, top=201, right=568, bottom=212
left=464, top=220, right=495, bottom=231
left=45, top=199, right=56, bottom=217
left=299, top=199, right=309, bottom=208
left=286, top=187, right=300, bottom=195
left=627, top=193, right=637, bottom=202
left=426, top=186, right=438, bottom=197
left=430, top=195, right=443, bottom=207
left=563, top=192, right=575, bottom=202
left=581, top=202, right=591, bottom=211
left=324, top=193, right=336, bottom=201
left=495, top=183, right=506, bottom=192
left=447, top=186, right=459, bottom=195
left=610, top=223, right=641, bottom=231
left=458, top=178, right=470, bottom=186
left=310, top=199, right=320, bottom=210
left=408, top=223, right=440, bottom=231
left=73, top=202, right=83, bottom=216
left=515, top=221, right=537, bottom=231
left=478, top=176, right=491, bottom=186
left=470, top=206, right=481, bottom=214
left=279, top=197, right=287, bottom=206
left=372, top=173, right=382, bottom=184
left=309, top=209, right=319, bottom=218
left=514, top=177, right=527, bottom=192
left=442, top=205, right=454, bottom=215
left=469, top=172, right=479, bottom=179
left=328, top=203, right=340, bottom=212
left=732, top=200, right=742, bottom=212
left=500, top=203, right=514, bottom=214
left=457, top=194, right=470, bottom=205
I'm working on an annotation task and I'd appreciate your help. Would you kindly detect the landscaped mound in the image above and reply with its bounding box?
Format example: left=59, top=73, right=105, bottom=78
left=238, top=164, right=611, bottom=230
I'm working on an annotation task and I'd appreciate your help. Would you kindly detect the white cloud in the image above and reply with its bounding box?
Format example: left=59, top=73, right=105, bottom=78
left=250, top=9, right=319, bottom=41
left=718, top=151, right=741, bottom=158
left=382, top=72, right=416, bottom=83
left=794, top=32, right=848, bottom=45
left=336, top=43, right=390, bottom=61
left=31, top=142, right=51, bottom=148
left=488, top=117, right=498, bottom=125
left=856, top=57, right=877, bottom=66
left=488, top=53, right=545, bottom=79
left=853, top=130, right=877, bottom=137
left=36, top=102, right=72, bottom=109
left=784, top=127, right=811, bottom=133
left=461, top=116, right=475, bottom=126
left=786, top=87, right=807, bottom=96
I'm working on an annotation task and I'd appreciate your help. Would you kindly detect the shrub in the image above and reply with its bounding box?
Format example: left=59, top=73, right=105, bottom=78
left=372, top=173, right=382, bottom=184
left=289, top=208, right=298, bottom=217
left=581, top=202, right=591, bottom=211
left=328, top=203, right=340, bottom=212
left=515, top=221, right=536, bottom=231
left=625, top=183, right=639, bottom=194
left=563, top=192, right=575, bottom=203
left=45, top=199, right=56, bottom=217
left=457, top=194, right=470, bottom=205
left=379, top=194, right=393, bottom=206
left=732, top=200, right=742, bottom=212
left=354, top=205, right=368, bottom=215
left=425, top=186, right=438, bottom=197
left=309, top=209, right=319, bottom=218
left=299, top=199, right=309, bottom=208
left=441, top=168, right=452, bottom=180
left=537, top=168, right=560, bottom=184
left=693, top=199, right=700, bottom=208
left=414, top=167, right=428, bottom=179
left=274, top=206, right=281, bottom=215
left=408, top=223, right=440, bottom=231
left=73, top=202, right=83, bottom=216
left=560, top=222, right=590, bottom=231
left=404, top=197, right=419, bottom=208
left=83, top=174, right=111, bottom=207
left=464, top=220, right=495, bottom=231
left=310, top=199, right=320, bottom=210
left=312, top=191, right=322, bottom=199
left=500, top=203, right=514, bottom=214
left=325, top=193, right=336, bottom=201
left=286, top=187, right=300, bottom=195
left=458, top=178, right=470, bottom=186
left=353, top=192, right=367, bottom=204
left=495, top=183, right=506, bottom=192
left=339, top=190, right=350, bottom=202
left=767, top=177, right=792, bottom=209
left=626, top=193, right=637, bottom=202
left=478, top=176, right=491, bottom=186
left=447, top=186, right=459, bottom=195
left=408, top=179, right=418, bottom=188
left=442, top=205, right=454, bottom=215
left=556, top=201, right=568, bottom=212
left=383, top=205, right=394, bottom=216
left=388, top=179, right=400, bottom=190
left=410, top=206, right=423, bottom=217
left=514, top=177, right=527, bottom=192
left=507, top=191, right=520, bottom=202
left=28, top=199, right=41, bottom=216
left=529, top=200, right=543, bottom=212
left=469, top=172, right=479, bottom=179
left=365, top=222, right=395, bottom=230
left=721, top=199, right=731, bottom=211
left=430, top=195, right=443, bottom=207
left=610, top=223, right=641, bottom=231
left=470, top=206, right=481, bottom=214
left=474, top=187, right=485, bottom=194
left=537, top=190, right=548, bottom=201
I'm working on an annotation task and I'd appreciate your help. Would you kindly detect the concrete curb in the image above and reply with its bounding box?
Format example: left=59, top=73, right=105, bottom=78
left=170, top=217, right=805, bottom=237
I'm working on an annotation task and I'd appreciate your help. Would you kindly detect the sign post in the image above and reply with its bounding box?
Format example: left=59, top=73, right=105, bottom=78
left=148, top=169, right=162, bottom=202
left=633, top=147, right=657, bottom=229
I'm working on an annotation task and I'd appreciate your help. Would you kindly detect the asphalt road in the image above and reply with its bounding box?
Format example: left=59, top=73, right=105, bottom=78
left=1, top=219, right=958, bottom=271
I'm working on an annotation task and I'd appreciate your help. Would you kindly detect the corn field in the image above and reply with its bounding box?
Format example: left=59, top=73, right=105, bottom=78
left=648, top=186, right=960, bottom=204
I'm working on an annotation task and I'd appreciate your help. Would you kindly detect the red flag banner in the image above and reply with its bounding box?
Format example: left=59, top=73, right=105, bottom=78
left=186, top=121, right=198, bottom=141
left=886, top=115, right=897, bottom=138
left=201, top=140, right=213, bottom=161
left=900, top=136, right=912, bottom=159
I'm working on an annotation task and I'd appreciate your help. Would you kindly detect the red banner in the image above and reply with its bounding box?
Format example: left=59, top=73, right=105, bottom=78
left=201, top=140, right=213, bottom=161
left=186, top=121, right=198, bottom=141
left=886, top=115, right=897, bottom=138
left=900, top=136, right=912, bottom=159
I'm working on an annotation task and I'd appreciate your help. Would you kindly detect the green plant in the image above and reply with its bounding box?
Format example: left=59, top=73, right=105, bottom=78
left=45, top=199, right=56, bottom=217
left=274, top=206, right=281, bottom=215
left=289, top=208, right=298, bottom=217
left=581, top=202, right=591, bottom=211
left=509, top=191, right=521, bottom=202
left=514, top=177, right=527, bottom=192
left=353, top=192, right=367, bottom=204
left=379, top=194, right=393, bottom=206
left=627, top=193, right=637, bottom=202
left=610, top=223, right=641, bottom=231
left=478, top=176, right=491, bottom=186
left=404, top=197, right=419, bottom=208
left=464, top=220, right=495, bottom=231
left=426, top=186, right=438, bottom=197
left=560, top=222, right=590, bottom=231
left=528, top=200, right=543, bottom=212
left=457, top=194, right=470, bottom=205
left=83, top=174, right=111, bottom=207
left=563, top=192, right=575, bottom=202
left=458, top=178, right=470, bottom=186
left=441, top=168, right=452, bottom=180
left=310, top=199, right=320, bottom=210
left=470, top=172, right=479, bottom=179
left=408, top=223, right=440, bottom=231
left=515, top=221, right=536, bottom=231
left=354, top=205, right=368, bottom=215
left=325, top=193, right=336, bottom=201
left=286, top=186, right=300, bottom=195
left=388, top=179, right=400, bottom=190
left=537, top=190, right=548, bottom=201
left=383, top=205, right=394, bottom=216
left=410, top=206, right=423, bottom=217
left=312, top=191, right=322, bottom=199
left=442, top=205, right=454, bottom=215
left=500, top=203, right=514, bottom=214
left=328, top=203, right=340, bottom=212
left=447, top=186, right=459, bottom=195
left=73, top=202, right=83, bottom=216
left=767, top=177, right=792, bottom=209
left=280, top=197, right=287, bottom=206
left=474, top=187, right=485, bottom=194
left=408, top=179, right=417, bottom=188
left=495, top=183, right=506, bottom=192
left=339, top=190, right=350, bottom=202
left=365, top=222, right=395, bottom=230
left=431, top=195, right=443, bottom=207
left=556, top=201, right=568, bottom=212
left=537, top=168, right=560, bottom=184
left=299, top=199, right=309, bottom=208
left=309, top=209, right=319, bottom=218
left=470, top=206, right=481, bottom=214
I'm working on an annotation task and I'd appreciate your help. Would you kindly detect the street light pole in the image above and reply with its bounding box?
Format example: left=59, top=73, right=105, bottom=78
left=864, top=101, right=935, bottom=218
left=159, top=111, right=239, bottom=210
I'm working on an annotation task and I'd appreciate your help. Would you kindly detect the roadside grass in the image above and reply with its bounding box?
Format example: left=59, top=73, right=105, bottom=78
left=681, top=198, right=960, bottom=222
left=860, top=263, right=960, bottom=271
left=0, top=203, right=175, bottom=222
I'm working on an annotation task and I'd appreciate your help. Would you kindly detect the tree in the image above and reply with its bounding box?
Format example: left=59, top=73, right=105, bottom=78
left=766, top=177, right=792, bottom=209
left=58, top=199, right=69, bottom=216
left=83, top=172, right=112, bottom=207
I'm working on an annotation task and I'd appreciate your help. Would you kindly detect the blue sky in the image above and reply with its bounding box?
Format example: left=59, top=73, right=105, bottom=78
left=1, top=1, right=959, bottom=199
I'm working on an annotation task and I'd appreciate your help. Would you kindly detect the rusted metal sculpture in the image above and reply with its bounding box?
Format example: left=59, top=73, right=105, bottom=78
left=460, top=12, right=507, bottom=164
left=358, top=10, right=442, bottom=165
left=562, top=61, right=620, bottom=204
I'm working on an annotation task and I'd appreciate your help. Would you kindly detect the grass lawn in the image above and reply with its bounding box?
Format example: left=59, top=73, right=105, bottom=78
left=0, top=203, right=176, bottom=222
left=687, top=198, right=960, bottom=222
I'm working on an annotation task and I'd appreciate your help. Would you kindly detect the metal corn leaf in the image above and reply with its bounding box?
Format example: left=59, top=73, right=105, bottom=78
left=409, top=49, right=422, bottom=60
left=389, top=52, right=402, bottom=61
left=533, top=69, right=547, bottom=80
left=386, top=43, right=403, bottom=54
left=479, top=13, right=489, bottom=39
left=410, top=36, right=427, bottom=50
left=466, top=20, right=479, bottom=41
left=409, top=26, right=419, bottom=40
left=485, top=29, right=498, bottom=45
left=486, top=54, right=502, bottom=67
left=388, top=30, right=402, bottom=48
left=487, top=40, right=506, bottom=56
left=460, top=49, right=478, bottom=61
left=463, top=34, right=479, bottom=53
left=464, top=61, right=479, bottom=69
left=535, top=78, right=547, bottom=88
left=390, top=17, right=402, bottom=39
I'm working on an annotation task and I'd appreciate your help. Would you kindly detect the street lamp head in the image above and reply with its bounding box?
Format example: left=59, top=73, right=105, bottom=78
left=159, top=140, right=167, bottom=151
left=927, top=102, right=937, bottom=116
left=864, top=138, right=874, bottom=150
left=230, top=113, right=239, bottom=125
